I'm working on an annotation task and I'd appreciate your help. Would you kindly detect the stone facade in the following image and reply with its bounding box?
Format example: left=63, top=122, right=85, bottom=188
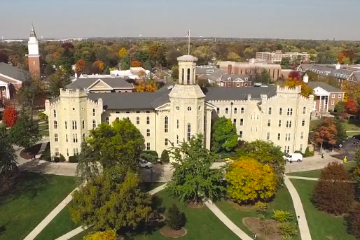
left=45, top=55, right=314, bottom=161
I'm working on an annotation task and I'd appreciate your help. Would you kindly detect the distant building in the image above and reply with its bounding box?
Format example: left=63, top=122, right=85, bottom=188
left=307, top=82, right=344, bottom=114
left=69, top=75, right=135, bottom=93
left=28, top=25, right=41, bottom=77
left=217, top=60, right=282, bottom=81
left=256, top=50, right=311, bottom=63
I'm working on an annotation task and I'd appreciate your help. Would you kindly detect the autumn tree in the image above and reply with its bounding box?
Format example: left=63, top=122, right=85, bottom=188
left=2, top=106, right=18, bottom=127
left=171, top=66, right=179, bottom=80
left=284, top=77, right=313, bottom=98
left=312, top=162, right=355, bottom=215
left=118, top=48, right=127, bottom=58
left=135, top=80, right=158, bottom=92
left=338, top=52, right=345, bottom=64
left=226, top=157, right=277, bottom=204
left=347, top=202, right=360, bottom=239
left=166, top=134, right=225, bottom=204
left=84, top=230, right=117, bottom=240
left=237, top=140, right=285, bottom=183
left=91, top=60, right=105, bottom=74
left=313, top=117, right=337, bottom=150
left=211, top=116, right=238, bottom=154
left=69, top=166, right=153, bottom=232
left=0, top=125, right=17, bottom=187
left=131, top=60, right=142, bottom=67
left=86, top=118, right=144, bottom=171
left=74, top=59, right=86, bottom=74
left=345, top=98, right=358, bottom=114
left=48, top=69, right=71, bottom=97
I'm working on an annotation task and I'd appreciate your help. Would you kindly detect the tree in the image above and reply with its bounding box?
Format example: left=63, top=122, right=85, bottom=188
left=131, top=60, right=142, bottom=67
left=313, top=117, right=337, bottom=150
left=0, top=52, right=9, bottom=63
left=335, top=120, right=347, bottom=144
left=84, top=230, right=117, bottom=240
left=166, top=134, right=225, bottom=204
left=345, top=99, right=358, bottom=114
left=118, top=48, right=127, bottom=58
left=9, top=113, right=41, bottom=151
left=48, top=70, right=71, bottom=97
left=312, top=162, right=355, bottom=215
left=69, top=166, right=152, bottom=231
left=2, top=106, right=18, bottom=127
left=171, top=66, right=179, bottom=80
left=237, top=140, right=285, bottom=183
left=346, top=202, right=360, bottom=239
left=334, top=101, right=345, bottom=113
left=91, top=60, right=105, bottom=74
left=86, top=118, right=144, bottom=170
left=281, top=57, right=291, bottom=69
left=0, top=125, right=17, bottom=185
left=166, top=204, right=185, bottom=230
left=135, top=80, right=158, bottom=92
left=120, top=55, right=130, bottom=70
left=160, top=149, right=170, bottom=163
left=226, top=157, right=277, bottom=204
left=256, top=69, right=271, bottom=84
left=75, top=59, right=86, bottom=74
left=338, top=52, right=345, bottom=64
left=211, top=117, right=238, bottom=154
left=76, top=142, right=101, bottom=182
left=59, top=48, right=74, bottom=75
left=284, top=77, right=313, bottom=98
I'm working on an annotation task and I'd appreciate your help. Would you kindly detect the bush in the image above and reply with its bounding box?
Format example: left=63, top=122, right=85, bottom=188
left=312, top=162, right=355, bottom=215
left=54, top=154, right=66, bottom=163
left=161, top=150, right=170, bottom=163
left=38, top=112, right=48, bottom=122
left=166, top=204, right=185, bottom=230
left=278, top=222, right=298, bottom=237
left=68, top=155, right=78, bottom=163
left=346, top=202, right=360, bottom=239
left=141, top=150, right=158, bottom=163
left=255, top=202, right=268, bottom=213
left=84, top=230, right=117, bottom=240
left=304, top=147, right=314, bottom=157
left=2, top=106, right=18, bottom=127
left=272, top=210, right=292, bottom=222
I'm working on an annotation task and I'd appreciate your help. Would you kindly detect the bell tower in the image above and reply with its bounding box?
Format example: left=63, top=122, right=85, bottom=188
left=28, top=25, right=40, bottom=77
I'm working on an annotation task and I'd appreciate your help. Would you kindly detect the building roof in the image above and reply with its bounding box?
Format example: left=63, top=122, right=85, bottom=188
left=195, top=66, right=218, bottom=75
left=208, top=69, right=226, bottom=81
left=307, top=82, right=343, bottom=93
left=67, top=77, right=134, bottom=90
left=177, top=55, right=198, bottom=62
left=88, top=85, right=278, bottom=110
left=220, top=74, right=250, bottom=82
left=299, top=64, right=353, bottom=80
left=0, top=62, right=30, bottom=82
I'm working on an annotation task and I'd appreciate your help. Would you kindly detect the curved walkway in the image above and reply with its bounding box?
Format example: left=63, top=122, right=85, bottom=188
left=284, top=176, right=312, bottom=240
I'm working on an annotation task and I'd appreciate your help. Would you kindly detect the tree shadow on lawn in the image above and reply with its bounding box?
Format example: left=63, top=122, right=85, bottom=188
left=0, top=171, right=49, bottom=204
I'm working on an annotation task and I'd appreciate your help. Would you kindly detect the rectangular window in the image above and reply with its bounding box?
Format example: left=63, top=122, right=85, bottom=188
left=277, top=133, right=281, bottom=140
left=301, top=132, right=304, bottom=139
left=146, top=143, right=150, bottom=150
left=286, top=121, right=292, bottom=128
left=136, top=117, right=140, bottom=124
left=239, top=131, right=243, bottom=138
left=300, top=144, right=303, bottom=152
left=279, top=120, right=282, bottom=127
left=73, top=134, right=78, bottom=143
left=332, top=94, right=335, bottom=98
left=240, top=119, right=244, bottom=126
left=165, top=138, right=168, bottom=146
left=233, top=119, right=236, bottom=125
left=176, top=135, right=179, bottom=144
left=164, top=117, right=169, bottom=133
left=54, top=134, right=58, bottom=142
left=303, top=107, right=306, bottom=114
left=268, top=107, right=272, bottom=115
left=66, top=148, right=69, bottom=157
left=302, top=120, right=305, bottom=126
left=234, top=108, right=238, bottom=114
left=216, top=108, right=220, bottom=114
left=285, top=146, right=290, bottom=153
left=241, top=108, right=244, bottom=114
left=55, top=148, right=59, bottom=156
left=287, top=108, right=293, bottom=116
left=338, top=94, right=342, bottom=98
left=146, top=117, right=150, bottom=124
left=66, top=134, right=68, bottom=142
left=147, top=129, right=150, bottom=137
left=279, top=108, right=282, bottom=115
left=267, top=132, right=270, bottom=140
left=267, top=119, right=271, bottom=127
left=225, top=108, right=229, bottom=114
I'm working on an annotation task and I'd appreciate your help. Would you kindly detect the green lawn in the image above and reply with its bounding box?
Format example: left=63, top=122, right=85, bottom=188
left=342, top=119, right=360, bottom=131
left=287, top=161, right=356, bottom=178
left=35, top=183, right=166, bottom=240
left=291, top=179, right=356, bottom=240
left=133, top=190, right=239, bottom=240
left=310, top=119, right=321, bottom=130
left=215, top=186, right=300, bottom=240
left=38, top=120, right=49, bottom=136
left=0, top=172, right=77, bottom=240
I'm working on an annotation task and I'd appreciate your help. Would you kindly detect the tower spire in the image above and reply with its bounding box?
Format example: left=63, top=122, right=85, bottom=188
left=30, top=24, right=37, bottom=38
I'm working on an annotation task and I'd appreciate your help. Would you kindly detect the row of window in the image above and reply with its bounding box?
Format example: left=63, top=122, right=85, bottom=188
left=53, top=120, right=97, bottom=130
left=268, top=107, right=302, bottom=115
left=217, top=107, right=245, bottom=115
left=54, top=133, right=86, bottom=142
left=53, top=109, right=97, bottom=118
left=266, top=132, right=305, bottom=141
left=283, top=145, right=304, bottom=153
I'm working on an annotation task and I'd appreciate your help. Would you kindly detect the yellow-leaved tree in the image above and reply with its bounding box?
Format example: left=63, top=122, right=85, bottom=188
left=84, top=230, right=117, bottom=240
left=226, top=157, right=277, bottom=204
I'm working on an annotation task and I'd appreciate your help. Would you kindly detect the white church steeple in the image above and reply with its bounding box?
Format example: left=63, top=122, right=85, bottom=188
left=27, top=24, right=40, bottom=76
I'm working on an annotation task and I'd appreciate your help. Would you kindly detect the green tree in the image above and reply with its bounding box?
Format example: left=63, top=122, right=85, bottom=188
left=48, top=70, right=72, bottom=97
left=255, top=69, right=271, bottom=84
left=335, top=120, right=346, bottom=143
left=237, top=140, right=285, bottom=183
left=334, top=101, right=345, bottom=113
left=17, top=77, right=44, bottom=120
left=171, top=66, right=179, bottom=80
left=281, top=57, right=292, bottom=69
left=87, top=118, right=144, bottom=171
left=9, top=113, right=41, bottom=151
left=211, top=117, right=238, bottom=154
left=0, top=125, right=17, bottom=185
left=59, top=48, right=74, bottom=75
left=160, top=149, right=170, bottom=163
left=166, top=134, right=225, bottom=204
left=120, top=54, right=130, bottom=70
left=69, top=166, right=152, bottom=231
left=166, top=204, right=185, bottom=230
left=76, top=142, right=100, bottom=182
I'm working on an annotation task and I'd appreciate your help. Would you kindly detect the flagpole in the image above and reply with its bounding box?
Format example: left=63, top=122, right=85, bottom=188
left=187, top=29, right=190, bottom=55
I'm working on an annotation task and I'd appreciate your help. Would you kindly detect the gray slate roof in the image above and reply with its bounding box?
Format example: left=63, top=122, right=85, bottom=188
left=307, top=82, right=343, bottom=93
left=67, top=77, right=133, bottom=90
left=195, top=66, right=218, bottom=75
left=208, top=69, right=227, bottom=81
left=88, top=86, right=277, bottom=110
left=299, top=64, right=353, bottom=79
left=0, top=62, right=30, bottom=82
left=220, top=74, right=250, bottom=82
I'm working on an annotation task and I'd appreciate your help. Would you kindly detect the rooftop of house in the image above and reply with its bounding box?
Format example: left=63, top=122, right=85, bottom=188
left=299, top=64, right=354, bottom=80
left=220, top=74, right=250, bottom=82
left=195, top=66, right=218, bottom=75
left=307, top=82, right=343, bottom=93
left=67, top=77, right=134, bottom=90
left=0, top=62, right=30, bottom=82
left=86, top=85, right=278, bottom=110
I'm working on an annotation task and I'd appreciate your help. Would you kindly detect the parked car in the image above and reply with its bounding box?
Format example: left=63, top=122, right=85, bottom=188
left=283, top=153, right=303, bottom=163
left=139, top=159, right=153, bottom=169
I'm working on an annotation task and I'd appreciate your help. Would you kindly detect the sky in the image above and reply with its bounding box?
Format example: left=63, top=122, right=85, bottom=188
left=1, top=0, right=359, bottom=40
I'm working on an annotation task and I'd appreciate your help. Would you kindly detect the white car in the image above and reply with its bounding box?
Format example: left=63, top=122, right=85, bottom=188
left=283, top=153, right=303, bottom=163
left=139, top=159, right=153, bottom=169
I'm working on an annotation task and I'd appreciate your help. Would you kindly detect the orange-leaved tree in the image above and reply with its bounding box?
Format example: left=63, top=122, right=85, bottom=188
left=92, top=60, right=105, bottom=74
left=75, top=59, right=86, bottom=74
left=131, top=60, right=141, bottom=67
left=135, top=80, right=157, bottom=92
left=313, top=117, right=337, bottom=150
left=284, top=75, right=313, bottom=98
left=338, top=52, right=345, bottom=64
left=225, top=157, right=277, bottom=204
left=345, top=98, right=359, bottom=114
left=2, top=106, right=18, bottom=127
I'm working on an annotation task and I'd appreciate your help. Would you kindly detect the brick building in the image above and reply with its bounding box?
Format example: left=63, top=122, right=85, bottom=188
left=307, top=82, right=344, bottom=114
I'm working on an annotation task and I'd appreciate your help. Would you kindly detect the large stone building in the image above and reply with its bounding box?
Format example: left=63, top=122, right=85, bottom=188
left=45, top=55, right=314, bottom=160
left=256, top=51, right=311, bottom=63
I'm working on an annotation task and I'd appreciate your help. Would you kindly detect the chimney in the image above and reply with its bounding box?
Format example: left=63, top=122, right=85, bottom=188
left=227, top=64, right=232, bottom=74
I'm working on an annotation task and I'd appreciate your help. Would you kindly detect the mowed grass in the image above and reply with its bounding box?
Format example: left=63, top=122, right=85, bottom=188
left=0, top=172, right=77, bottom=240
left=215, top=186, right=301, bottom=240
left=35, top=183, right=166, bottom=240
left=287, top=161, right=356, bottom=178
left=291, top=179, right=356, bottom=240
left=38, top=120, right=49, bottom=136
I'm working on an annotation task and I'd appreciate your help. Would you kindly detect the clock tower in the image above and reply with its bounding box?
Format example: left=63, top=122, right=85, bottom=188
left=28, top=25, right=40, bottom=77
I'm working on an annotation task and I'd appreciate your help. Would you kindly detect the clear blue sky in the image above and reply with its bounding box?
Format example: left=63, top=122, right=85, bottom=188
left=1, top=0, right=359, bottom=40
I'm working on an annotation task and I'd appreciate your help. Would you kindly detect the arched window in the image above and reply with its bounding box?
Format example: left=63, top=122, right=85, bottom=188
left=92, top=120, right=96, bottom=129
left=241, top=107, right=244, bottom=114
left=93, top=109, right=95, bottom=116
left=303, top=107, right=306, bottom=114
left=116, top=117, right=119, bottom=120
left=82, top=120, right=85, bottom=129
left=225, top=108, right=229, bottom=114
left=164, top=116, right=168, bottom=133
left=187, top=68, right=191, bottom=84
left=106, top=117, right=109, bottom=124
left=54, top=121, right=57, bottom=129
left=279, top=108, right=282, bottom=115
left=234, top=108, right=238, bottom=114
left=181, top=68, right=184, bottom=83
left=187, top=123, right=191, bottom=141
left=53, top=110, right=56, bottom=117
left=65, top=121, right=67, bottom=129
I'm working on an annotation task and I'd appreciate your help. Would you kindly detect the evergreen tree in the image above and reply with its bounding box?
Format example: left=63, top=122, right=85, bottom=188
left=161, top=150, right=170, bottom=163
left=166, top=204, right=185, bottom=230
left=211, top=117, right=238, bottom=154
left=0, top=125, right=17, bottom=184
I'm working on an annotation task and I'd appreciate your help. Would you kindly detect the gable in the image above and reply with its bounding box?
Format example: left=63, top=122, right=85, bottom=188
left=313, top=87, right=329, bottom=95
left=87, top=79, right=113, bottom=91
